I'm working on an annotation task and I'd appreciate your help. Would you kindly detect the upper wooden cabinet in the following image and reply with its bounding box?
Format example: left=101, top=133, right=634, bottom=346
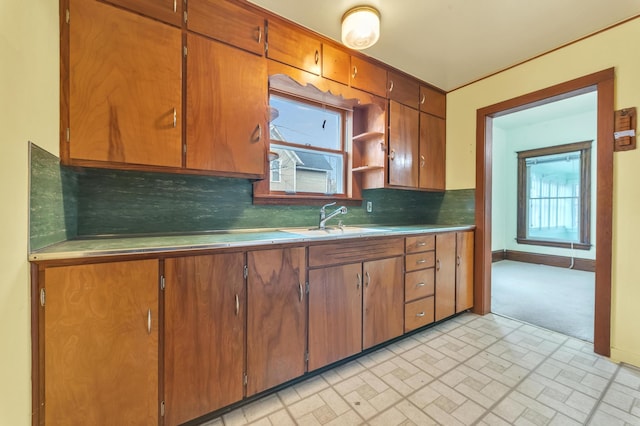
left=388, top=72, right=420, bottom=109
left=164, top=253, right=245, bottom=426
left=188, top=0, right=265, bottom=56
left=42, top=259, right=159, bottom=425
left=246, top=247, right=306, bottom=396
left=420, top=85, right=446, bottom=118
left=267, top=19, right=321, bottom=75
left=186, top=33, right=267, bottom=177
left=322, top=43, right=350, bottom=85
left=66, top=0, right=183, bottom=168
left=101, top=0, right=183, bottom=26
left=350, top=56, right=387, bottom=97
left=388, top=100, right=419, bottom=188
left=419, top=112, right=446, bottom=190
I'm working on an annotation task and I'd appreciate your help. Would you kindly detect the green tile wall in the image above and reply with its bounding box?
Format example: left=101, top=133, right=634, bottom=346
left=75, top=168, right=474, bottom=236
left=29, top=143, right=78, bottom=250
left=28, top=144, right=474, bottom=241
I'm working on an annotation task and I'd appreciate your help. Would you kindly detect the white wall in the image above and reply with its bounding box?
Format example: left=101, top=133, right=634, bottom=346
left=492, top=109, right=597, bottom=259
left=0, top=0, right=59, bottom=423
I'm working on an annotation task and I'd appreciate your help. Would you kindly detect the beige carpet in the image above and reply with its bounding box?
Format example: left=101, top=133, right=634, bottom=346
left=491, top=260, right=595, bottom=342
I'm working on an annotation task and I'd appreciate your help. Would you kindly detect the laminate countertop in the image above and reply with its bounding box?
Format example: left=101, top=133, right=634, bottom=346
left=28, top=224, right=475, bottom=262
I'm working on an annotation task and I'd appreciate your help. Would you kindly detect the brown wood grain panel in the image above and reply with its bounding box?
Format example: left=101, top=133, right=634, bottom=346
left=389, top=101, right=419, bottom=188
left=456, top=231, right=474, bottom=312
left=405, top=268, right=435, bottom=302
left=266, top=19, right=321, bottom=75
left=246, top=247, right=306, bottom=396
left=419, top=86, right=446, bottom=118
left=419, top=113, right=446, bottom=191
left=164, top=253, right=245, bottom=426
left=308, top=263, right=362, bottom=370
left=322, top=43, right=350, bottom=85
left=186, top=33, right=267, bottom=177
left=405, top=252, right=435, bottom=272
left=188, top=0, right=265, bottom=56
left=504, top=250, right=596, bottom=272
left=388, top=71, right=419, bottom=109
left=404, top=296, right=435, bottom=332
left=308, top=237, right=404, bottom=267
left=44, top=260, right=159, bottom=425
left=68, top=0, right=183, bottom=167
left=363, top=257, right=404, bottom=349
left=435, top=233, right=456, bottom=321
left=350, top=56, right=387, bottom=97
left=405, top=235, right=435, bottom=253
left=102, top=0, right=183, bottom=26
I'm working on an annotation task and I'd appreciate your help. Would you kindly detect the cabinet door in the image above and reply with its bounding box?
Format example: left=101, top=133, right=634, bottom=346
left=247, top=247, right=306, bottom=396
left=435, top=233, right=457, bottom=321
left=456, top=231, right=475, bottom=312
left=164, top=253, right=245, bottom=426
left=419, top=85, right=446, bottom=118
left=188, top=0, right=265, bottom=56
left=44, top=260, right=159, bottom=425
left=419, top=112, right=446, bottom=190
left=363, top=257, right=404, bottom=349
left=267, top=19, right=321, bottom=75
left=322, top=43, right=350, bottom=85
left=308, top=263, right=362, bottom=371
left=102, top=0, right=183, bottom=26
left=350, top=56, right=387, bottom=97
left=388, top=71, right=419, bottom=109
left=388, top=100, right=419, bottom=187
left=186, top=33, right=267, bottom=177
left=68, top=0, right=183, bottom=167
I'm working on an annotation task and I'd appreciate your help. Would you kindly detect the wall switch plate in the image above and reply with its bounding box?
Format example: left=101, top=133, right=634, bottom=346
left=366, top=201, right=373, bottom=213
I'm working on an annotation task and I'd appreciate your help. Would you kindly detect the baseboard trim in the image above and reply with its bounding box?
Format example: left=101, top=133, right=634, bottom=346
left=492, top=250, right=506, bottom=262
left=494, top=250, right=595, bottom=272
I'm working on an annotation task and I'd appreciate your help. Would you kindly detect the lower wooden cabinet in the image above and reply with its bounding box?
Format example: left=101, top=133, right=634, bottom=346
left=164, top=253, right=245, bottom=426
left=363, top=257, right=404, bottom=349
left=434, top=231, right=475, bottom=322
left=246, top=247, right=306, bottom=396
left=41, top=259, right=159, bottom=425
left=456, top=231, right=475, bottom=313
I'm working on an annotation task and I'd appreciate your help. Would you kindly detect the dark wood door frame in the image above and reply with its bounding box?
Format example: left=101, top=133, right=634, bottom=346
left=473, top=68, right=614, bottom=356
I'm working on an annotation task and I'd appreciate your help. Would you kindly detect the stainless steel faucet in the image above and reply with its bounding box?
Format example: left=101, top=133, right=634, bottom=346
left=319, top=202, right=348, bottom=229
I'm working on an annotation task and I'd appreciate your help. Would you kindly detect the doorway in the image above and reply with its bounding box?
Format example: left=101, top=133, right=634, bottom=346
left=473, top=68, right=614, bottom=356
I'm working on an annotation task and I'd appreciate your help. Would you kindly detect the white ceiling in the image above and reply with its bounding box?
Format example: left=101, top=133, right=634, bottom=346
left=248, top=0, right=640, bottom=91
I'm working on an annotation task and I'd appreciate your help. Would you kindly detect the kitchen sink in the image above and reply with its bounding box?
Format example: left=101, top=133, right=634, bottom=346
left=280, top=226, right=387, bottom=238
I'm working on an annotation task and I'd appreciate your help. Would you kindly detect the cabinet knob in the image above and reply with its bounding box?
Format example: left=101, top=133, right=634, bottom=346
left=389, top=149, right=396, bottom=160
left=352, top=65, right=358, bottom=79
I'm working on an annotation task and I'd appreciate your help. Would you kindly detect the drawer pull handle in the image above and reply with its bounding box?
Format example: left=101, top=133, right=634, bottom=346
left=457, top=255, right=461, bottom=266
left=420, top=155, right=425, bottom=168
left=356, top=273, right=361, bottom=290
left=416, top=311, right=425, bottom=317
left=416, top=282, right=425, bottom=287
left=389, top=149, right=396, bottom=160
left=172, top=108, right=177, bottom=128
left=147, top=309, right=152, bottom=334
left=173, top=0, right=177, bottom=13
left=235, top=294, right=240, bottom=316
left=352, top=65, right=358, bottom=79
left=420, top=93, right=426, bottom=105
left=437, top=259, right=441, bottom=270
left=389, top=80, right=394, bottom=92
left=314, top=50, right=319, bottom=64
left=365, top=271, right=370, bottom=287
left=416, top=242, right=427, bottom=247
left=416, top=259, right=427, bottom=264
left=257, top=26, right=262, bottom=44
left=299, top=282, right=304, bottom=302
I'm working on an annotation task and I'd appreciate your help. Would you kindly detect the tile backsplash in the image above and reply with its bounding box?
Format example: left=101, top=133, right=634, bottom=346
left=29, top=145, right=474, bottom=248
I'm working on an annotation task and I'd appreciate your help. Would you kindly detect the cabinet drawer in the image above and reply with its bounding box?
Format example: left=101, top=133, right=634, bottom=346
left=406, top=235, right=435, bottom=253
left=309, top=238, right=403, bottom=267
left=405, top=296, right=435, bottom=332
left=405, top=269, right=434, bottom=302
left=405, top=251, right=435, bottom=272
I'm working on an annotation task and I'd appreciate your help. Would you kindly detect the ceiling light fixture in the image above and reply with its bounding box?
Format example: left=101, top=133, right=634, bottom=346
left=341, top=6, right=380, bottom=50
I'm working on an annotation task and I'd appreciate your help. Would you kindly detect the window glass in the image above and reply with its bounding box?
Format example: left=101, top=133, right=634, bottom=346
left=268, top=94, right=345, bottom=195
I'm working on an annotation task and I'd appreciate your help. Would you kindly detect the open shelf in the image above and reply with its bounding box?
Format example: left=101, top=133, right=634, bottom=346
left=352, top=165, right=384, bottom=173
left=352, top=131, right=385, bottom=143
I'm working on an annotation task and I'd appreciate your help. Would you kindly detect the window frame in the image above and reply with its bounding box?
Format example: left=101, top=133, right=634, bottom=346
left=254, top=89, right=360, bottom=205
left=516, top=141, right=592, bottom=250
